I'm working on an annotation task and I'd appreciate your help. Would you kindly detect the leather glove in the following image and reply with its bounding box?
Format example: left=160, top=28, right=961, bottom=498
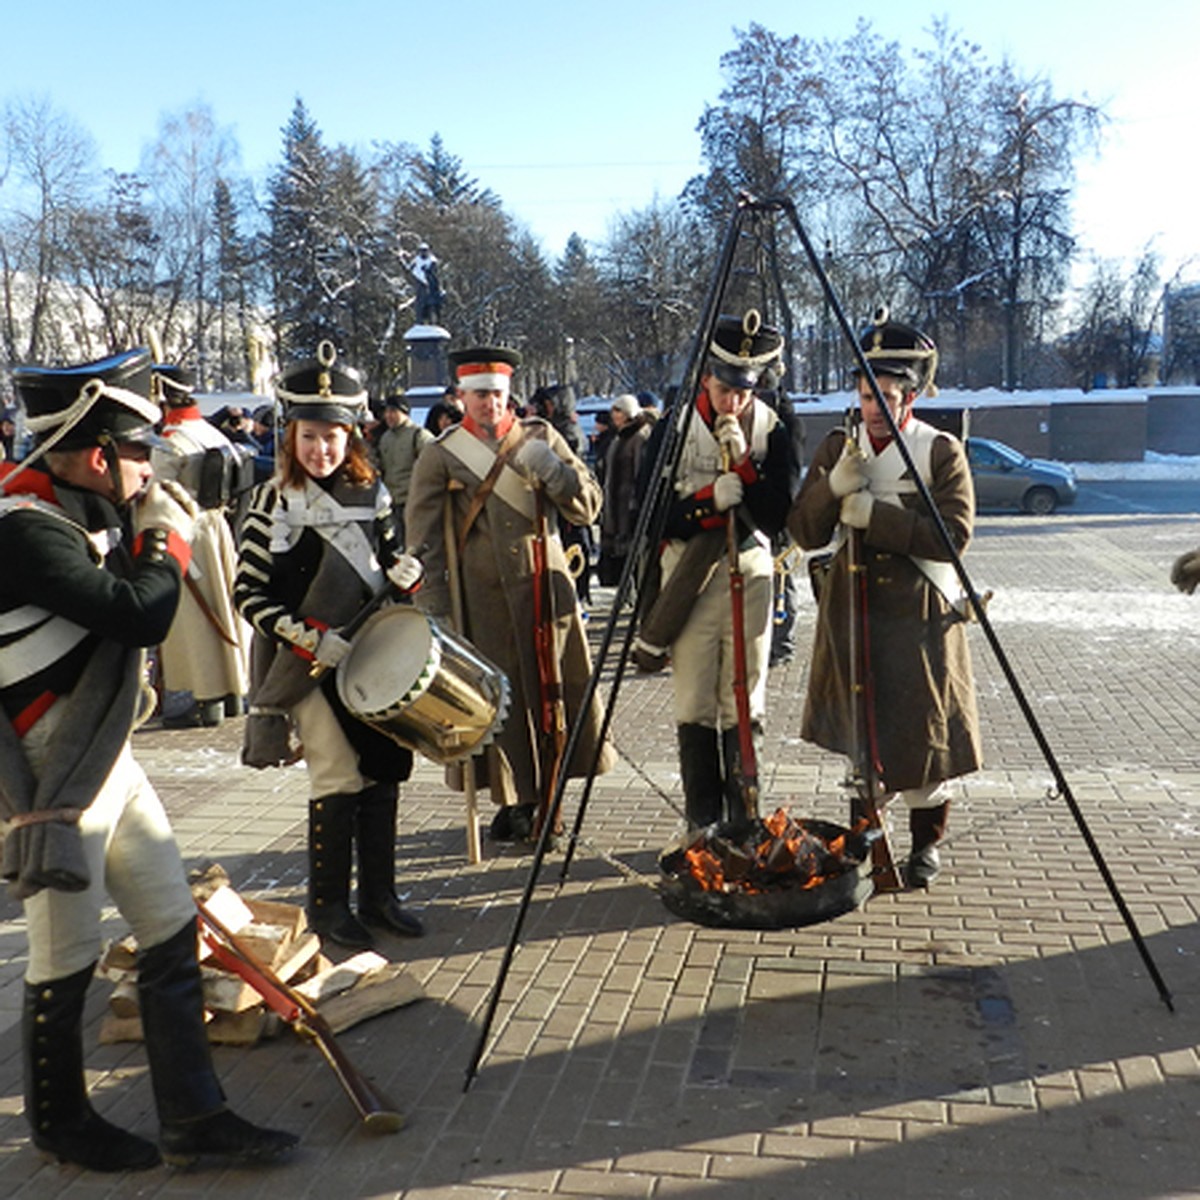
left=1170, top=548, right=1200, bottom=594
left=387, top=553, right=425, bottom=594
left=839, top=490, right=874, bottom=529
left=132, top=479, right=198, bottom=543
left=828, top=447, right=868, bottom=498
left=713, top=471, right=744, bottom=512
left=714, top=412, right=748, bottom=463
left=314, top=628, right=353, bottom=669
left=514, top=437, right=563, bottom=485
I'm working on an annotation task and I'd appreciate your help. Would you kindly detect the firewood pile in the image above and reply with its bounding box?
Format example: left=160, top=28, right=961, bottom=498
left=97, top=864, right=422, bottom=1047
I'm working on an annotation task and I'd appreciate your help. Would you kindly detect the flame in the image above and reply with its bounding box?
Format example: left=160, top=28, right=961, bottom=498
left=675, top=807, right=863, bottom=895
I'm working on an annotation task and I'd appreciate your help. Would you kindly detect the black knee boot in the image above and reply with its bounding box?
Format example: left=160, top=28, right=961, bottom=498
left=678, top=724, right=723, bottom=830
left=139, top=920, right=298, bottom=1168
left=23, top=962, right=161, bottom=1171
left=356, top=782, right=424, bottom=937
left=906, top=801, right=951, bottom=887
left=309, top=793, right=373, bottom=949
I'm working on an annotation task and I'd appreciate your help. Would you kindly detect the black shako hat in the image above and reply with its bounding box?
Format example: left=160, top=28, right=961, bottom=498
left=706, top=310, right=784, bottom=389
left=446, top=345, right=521, bottom=391
left=11, top=347, right=165, bottom=453
left=152, top=363, right=196, bottom=408
left=274, top=340, right=368, bottom=426
left=852, top=307, right=938, bottom=395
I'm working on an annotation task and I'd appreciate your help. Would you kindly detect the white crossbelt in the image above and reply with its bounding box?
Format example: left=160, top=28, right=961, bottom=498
left=442, top=426, right=536, bottom=521
left=0, top=607, right=90, bottom=687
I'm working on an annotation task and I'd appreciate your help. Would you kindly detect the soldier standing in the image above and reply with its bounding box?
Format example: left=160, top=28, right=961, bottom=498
left=0, top=349, right=297, bottom=1170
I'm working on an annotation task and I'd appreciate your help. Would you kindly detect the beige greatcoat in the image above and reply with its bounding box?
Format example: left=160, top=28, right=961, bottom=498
left=405, top=416, right=613, bottom=806
left=788, top=421, right=982, bottom=793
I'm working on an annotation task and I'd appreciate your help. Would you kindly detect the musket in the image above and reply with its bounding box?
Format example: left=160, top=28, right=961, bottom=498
left=722, top=442, right=759, bottom=823
left=195, top=902, right=405, bottom=1134
left=841, top=413, right=903, bottom=892
left=531, top=484, right=568, bottom=840
left=442, top=484, right=483, bottom=864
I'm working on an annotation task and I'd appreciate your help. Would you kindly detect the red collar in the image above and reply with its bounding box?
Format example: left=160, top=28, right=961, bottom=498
left=462, top=410, right=516, bottom=441
left=868, top=408, right=914, bottom=454
left=0, top=460, right=58, bottom=504
left=162, top=404, right=203, bottom=426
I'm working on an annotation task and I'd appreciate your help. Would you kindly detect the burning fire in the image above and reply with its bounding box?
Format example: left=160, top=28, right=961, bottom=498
left=667, top=807, right=869, bottom=895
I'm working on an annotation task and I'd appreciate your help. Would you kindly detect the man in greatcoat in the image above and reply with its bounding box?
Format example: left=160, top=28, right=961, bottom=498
left=151, top=362, right=252, bottom=727
left=787, top=313, right=981, bottom=887
left=0, top=348, right=296, bottom=1171
left=405, top=345, right=613, bottom=843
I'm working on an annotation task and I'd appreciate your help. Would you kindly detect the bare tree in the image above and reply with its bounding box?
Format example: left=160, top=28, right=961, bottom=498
left=0, top=95, right=99, bottom=362
left=141, top=102, right=240, bottom=381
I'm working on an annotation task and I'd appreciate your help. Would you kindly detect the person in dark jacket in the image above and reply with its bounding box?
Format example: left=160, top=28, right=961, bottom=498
left=598, top=394, right=653, bottom=586
left=0, top=349, right=297, bottom=1172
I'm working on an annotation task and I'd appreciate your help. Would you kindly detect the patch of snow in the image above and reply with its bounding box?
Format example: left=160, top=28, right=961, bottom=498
left=989, top=588, right=1198, bottom=632
left=1072, top=452, right=1200, bottom=481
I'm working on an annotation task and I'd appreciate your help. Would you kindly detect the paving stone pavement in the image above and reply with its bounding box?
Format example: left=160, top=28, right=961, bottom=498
left=1, top=510, right=1198, bottom=1199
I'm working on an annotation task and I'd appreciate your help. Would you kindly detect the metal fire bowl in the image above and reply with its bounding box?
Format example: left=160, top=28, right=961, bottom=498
left=657, top=817, right=875, bottom=931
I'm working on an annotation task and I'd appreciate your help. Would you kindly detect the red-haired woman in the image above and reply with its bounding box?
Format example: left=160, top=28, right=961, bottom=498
left=235, top=344, right=425, bottom=948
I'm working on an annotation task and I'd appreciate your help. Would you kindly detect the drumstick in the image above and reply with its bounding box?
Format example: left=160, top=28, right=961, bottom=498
left=308, top=581, right=393, bottom=680
left=444, top=485, right=483, bottom=865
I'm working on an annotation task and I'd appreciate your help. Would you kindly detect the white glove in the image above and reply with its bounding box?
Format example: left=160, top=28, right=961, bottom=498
left=840, top=490, right=874, bottom=529
left=828, top=447, right=868, bottom=498
left=387, top=553, right=424, bottom=593
left=713, top=472, right=743, bottom=512
left=714, top=413, right=748, bottom=463
left=1171, top=548, right=1200, bottom=595
left=514, top=437, right=563, bottom=485
left=132, top=479, right=197, bottom=543
left=314, top=629, right=353, bottom=669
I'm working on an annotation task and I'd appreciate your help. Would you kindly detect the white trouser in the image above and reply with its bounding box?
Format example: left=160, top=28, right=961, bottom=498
left=898, top=781, right=954, bottom=810
left=21, top=702, right=195, bottom=984
left=291, top=686, right=368, bottom=797
left=666, top=540, right=773, bottom=729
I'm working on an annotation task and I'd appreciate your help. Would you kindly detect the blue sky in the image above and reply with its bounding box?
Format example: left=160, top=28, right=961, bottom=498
left=0, top=0, right=1194, bottom=272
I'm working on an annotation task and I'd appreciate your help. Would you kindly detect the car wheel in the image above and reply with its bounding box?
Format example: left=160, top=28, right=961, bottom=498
left=1024, top=486, right=1058, bottom=515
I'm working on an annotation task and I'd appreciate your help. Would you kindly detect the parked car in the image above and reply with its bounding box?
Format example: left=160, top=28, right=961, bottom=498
left=966, top=436, right=1077, bottom=514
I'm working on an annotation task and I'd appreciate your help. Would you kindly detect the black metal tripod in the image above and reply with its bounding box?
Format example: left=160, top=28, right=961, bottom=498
left=463, top=192, right=1172, bottom=1091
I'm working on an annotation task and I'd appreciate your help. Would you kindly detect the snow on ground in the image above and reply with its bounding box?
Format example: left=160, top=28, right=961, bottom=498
left=1072, top=452, right=1200, bottom=481
left=988, top=587, right=1197, bottom=633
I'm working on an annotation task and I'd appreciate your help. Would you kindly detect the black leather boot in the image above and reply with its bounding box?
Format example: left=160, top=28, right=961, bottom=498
left=906, top=801, right=951, bottom=888
left=139, top=920, right=298, bottom=1168
left=678, top=724, right=724, bottom=830
left=356, top=782, right=424, bottom=937
left=309, top=793, right=373, bottom=949
left=23, top=962, right=161, bottom=1171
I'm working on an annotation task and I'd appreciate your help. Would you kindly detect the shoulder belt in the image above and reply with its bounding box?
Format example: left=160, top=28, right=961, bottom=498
left=855, top=419, right=961, bottom=604
left=442, top=424, right=535, bottom=544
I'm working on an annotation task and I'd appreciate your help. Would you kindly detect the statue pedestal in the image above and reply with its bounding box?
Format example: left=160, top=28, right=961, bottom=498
left=404, top=324, right=451, bottom=405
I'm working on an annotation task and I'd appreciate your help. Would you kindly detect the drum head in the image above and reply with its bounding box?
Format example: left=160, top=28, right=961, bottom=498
left=337, top=607, right=437, bottom=718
